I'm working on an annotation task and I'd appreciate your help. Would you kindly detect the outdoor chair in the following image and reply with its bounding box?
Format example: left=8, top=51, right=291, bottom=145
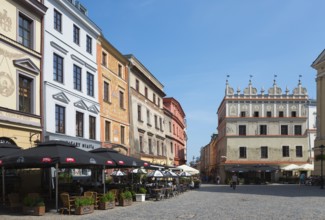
left=60, top=193, right=75, bottom=215
left=83, top=191, right=94, bottom=199
left=109, top=189, right=119, bottom=205
left=91, top=191, right=99, bottom=209
left=8, top=193, right=22, bottom=211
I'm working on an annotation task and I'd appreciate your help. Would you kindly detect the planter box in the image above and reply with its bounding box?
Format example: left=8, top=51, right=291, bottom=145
left=23, top=206, right=45, bottom=216
left=135, top=194, right=146, bottom=202
left=98, top=201, right=115, bottom=210
left=75, top=205, right=94, bottom=215
left=119, top=199, right=132, bottom=206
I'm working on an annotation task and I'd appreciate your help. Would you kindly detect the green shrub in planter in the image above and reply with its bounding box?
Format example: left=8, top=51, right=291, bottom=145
left=75, top=196, right=94, bottom=208
left=23, top=196, right=45, bottom=207
left=138, top=187, right=147, bottom=194
left=120, top=190, right=132, bottom=200
left=100, top=192, right=114, bottom=203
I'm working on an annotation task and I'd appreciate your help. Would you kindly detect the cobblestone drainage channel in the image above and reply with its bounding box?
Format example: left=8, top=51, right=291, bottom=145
left=177, top=214, right=196, bottom=219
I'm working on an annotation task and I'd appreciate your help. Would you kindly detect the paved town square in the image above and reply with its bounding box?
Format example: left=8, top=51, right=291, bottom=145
left=1, top=184, right=325, bottom=220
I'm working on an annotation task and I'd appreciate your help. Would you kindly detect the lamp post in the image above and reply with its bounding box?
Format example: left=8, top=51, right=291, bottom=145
left=320, top=144, right=325, bottom=189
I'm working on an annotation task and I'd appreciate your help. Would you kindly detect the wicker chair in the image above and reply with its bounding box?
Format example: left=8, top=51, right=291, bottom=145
left=60, top=193, right=75, bottom=215
left=8, top=193, right=22, bottom=211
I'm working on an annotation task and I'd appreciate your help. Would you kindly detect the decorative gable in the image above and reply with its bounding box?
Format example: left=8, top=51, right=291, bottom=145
left=52, top=92, right=70, bottom=104
left=13, top=58, right=40, bottom=75
left=88, top=105, right=99, bottom=114
left=74, top=100, right=88, bottom=110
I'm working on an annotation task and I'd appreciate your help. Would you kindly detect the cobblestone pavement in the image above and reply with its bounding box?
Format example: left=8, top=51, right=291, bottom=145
left=2, top=184, right=325, bottom=220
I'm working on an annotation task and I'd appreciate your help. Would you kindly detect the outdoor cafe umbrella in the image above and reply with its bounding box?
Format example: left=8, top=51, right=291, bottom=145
left=111, top=170, right=126, bottom=184
left=147, top=170, right=164, bottom=188
left=282, top=164, right=299, bottom=171
left=90, top=148, right=150, bottom=168
left=0, top=141, right=116, bottom=211
left=177, top=164, right=199, bottom=175
left=179, top=171, right=192, bottom=177
left=296, top=164, right=314, bottom=171
left=0, top=143, right=22, bottom=205
left=163, top=170, right=178, bottom=178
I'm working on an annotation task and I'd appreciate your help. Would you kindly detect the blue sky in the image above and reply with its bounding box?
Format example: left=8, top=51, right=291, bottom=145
left=81, top=0, right=324, bottom=163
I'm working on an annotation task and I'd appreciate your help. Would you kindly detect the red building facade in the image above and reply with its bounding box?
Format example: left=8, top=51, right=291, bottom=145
left=163, top=97, right=187, bottom=165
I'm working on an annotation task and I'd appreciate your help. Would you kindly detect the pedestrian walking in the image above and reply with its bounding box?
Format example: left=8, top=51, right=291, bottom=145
left=299, top=173, right=306, bottom=185
left=216, top=175, right=220, bottom=185
left=231, top=173, right=238, bottom=190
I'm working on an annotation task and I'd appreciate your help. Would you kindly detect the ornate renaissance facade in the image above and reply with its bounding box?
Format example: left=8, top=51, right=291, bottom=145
left=216, top=79, right=310, bottom=183
left=0, top=0, right=47, bottom=148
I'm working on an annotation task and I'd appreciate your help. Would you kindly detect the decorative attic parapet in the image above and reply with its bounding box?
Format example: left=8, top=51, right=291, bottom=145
left=224, top=77, right=308, bottom=99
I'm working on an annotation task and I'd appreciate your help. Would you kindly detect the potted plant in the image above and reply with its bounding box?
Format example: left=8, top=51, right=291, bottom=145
left=98, top=192, right=115, bottom=210
left=74, top=196, right=94, bottom=215
left=119, top=190, right=132, bottom=206
left=22, top=195, right=45, bottom=216
left=135, top=187, right=147, bottom=202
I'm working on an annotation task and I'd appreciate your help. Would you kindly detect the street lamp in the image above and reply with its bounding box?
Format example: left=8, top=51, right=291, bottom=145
left=320, top=144, right=325, bottom=189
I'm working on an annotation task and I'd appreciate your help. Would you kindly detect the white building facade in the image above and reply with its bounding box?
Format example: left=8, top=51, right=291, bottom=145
left=42, top=0, right=101, bottom=151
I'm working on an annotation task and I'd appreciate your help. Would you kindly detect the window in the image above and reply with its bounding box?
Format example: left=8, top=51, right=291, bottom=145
left=153, top=94, right=156, bottom=104
left=86, top=35, right=92, bottom=53
left=89, top=116, right=96, bottom=140
left=54, top=9, right=62, bottom=32
left=239, top=147, right=247, bottom=158
left=139, top=135, right=143, bottom=152
left=145, top=87, right=148, bottom=98
left=53, top=53, right=63, bottom=83
left=118, top=64, right=122, bottom=77
left=260, top=125, right=267, bottom=135
left=291, top=111, right=297, bottom=117
left=19, top=74, right=33, bottom=113
left=120, top=126, right=125, bottom=144
left=102, top=52, right=107, bottom=66
left=267, top=111, right=272, bottom=117
left=105, top=121, right=111, bottom=142
left=169, top=122, right=172, bottom=132
left=73, top=65, right=82, bottom=91
left=241, top=111, right=246, bottom=117
left=87, top=72, right=94, bottom=97
left=296, top=146, right=303, bottom=157
left=281, top=125, right=288, bottom=135
left=173, top=124, right=175, bottom=134
left=154, top=115, right=158, bottom=129
left=119, top=91, right=124, bottom=109
left=136, top=79, right=139, bottom=92
left=76, top=111, right=83, bottom=137
left=137, top=105, right=142, bottom=122
left=161, top=142, right=164, bottom=156
left=170, top=142, right=173, bottom=153
left=103, top=81, right=110, bottom=102
left=159, top=117, right=163, bottom=131
left=157, top=140, right=160, bottom=155
left=279, top=111, right=284, bottom=117
left=55, top=105, right=65, bottom=133
left=294, top=125, right=302, bottom=135
left=149, top=138, right=152, bottom=154
left=18, top=13, right=33, bottom=48
left=239, top=125, right=246, bottom=135
left=73, top=24, right=80, bottom=44
left=147, top=110, right=150, bottom=125
left=261, top=146, right=268, bottom=158
left=282, top=146, right=289, bottom=157
left=254, top=111, right=259, bottom=117
left=158, top=98, right=160, bottom=107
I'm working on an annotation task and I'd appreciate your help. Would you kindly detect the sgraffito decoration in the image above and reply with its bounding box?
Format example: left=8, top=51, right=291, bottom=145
left=0, top=9, right=12, bottom=32
left=0, top=48, right=24, bottom=97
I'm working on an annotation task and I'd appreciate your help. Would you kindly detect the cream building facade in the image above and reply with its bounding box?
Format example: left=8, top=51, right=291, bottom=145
left=216, top=79, right=310, bottom=183
left=312, top=51, right=325, bottom=175
left=0, top=0, right=47, bottom=148
left=126, top=54, right=167, bottom=165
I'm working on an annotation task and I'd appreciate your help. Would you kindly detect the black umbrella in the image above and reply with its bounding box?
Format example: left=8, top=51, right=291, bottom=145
left=1, top=141, right=116, bottom=168
left=90, top=147, right=150, bottom=168
left=0, top=141, right=116, bottom=211
left=0, top=143, right=22, bottom=205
